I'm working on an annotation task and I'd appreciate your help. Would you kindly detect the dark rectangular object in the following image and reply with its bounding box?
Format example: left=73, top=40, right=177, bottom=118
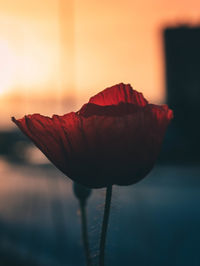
left=163, top=26, right=200, bottom=161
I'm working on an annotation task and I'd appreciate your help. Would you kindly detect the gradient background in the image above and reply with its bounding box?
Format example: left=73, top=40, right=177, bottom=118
left=0, top=0, right=200, bottom=128
left=0, top=0, right=200, bottom=265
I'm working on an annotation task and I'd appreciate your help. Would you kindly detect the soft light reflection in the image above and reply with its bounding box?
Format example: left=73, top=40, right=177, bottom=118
left=25, top=146, right=49, bottom=165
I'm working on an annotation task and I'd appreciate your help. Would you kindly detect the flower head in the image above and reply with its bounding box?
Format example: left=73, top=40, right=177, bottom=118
left=12, top=83, right=173, bottom=188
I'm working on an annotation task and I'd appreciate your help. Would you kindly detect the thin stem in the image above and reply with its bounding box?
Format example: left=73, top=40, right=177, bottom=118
left=79, top=201, right=92, bottom=266
left=99, top=185, right=113, bottom=266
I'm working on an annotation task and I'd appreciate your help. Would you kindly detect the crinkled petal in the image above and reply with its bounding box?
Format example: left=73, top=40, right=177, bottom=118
left=12, top=84, right=173, bottom=188
left=78, top=102, right=141, bottom=118
left=62, top=103, right=172, bottom=188
left=12, top=114, right=76, bottom=175
left=88, top=83, right=148, bottom=106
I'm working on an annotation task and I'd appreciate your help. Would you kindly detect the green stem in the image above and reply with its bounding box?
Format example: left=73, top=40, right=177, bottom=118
left=99, top=185, right=113, bottom=266
left=80, top=201, right=92, bottom=266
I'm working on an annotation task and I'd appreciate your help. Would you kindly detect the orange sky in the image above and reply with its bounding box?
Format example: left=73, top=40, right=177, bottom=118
left=0, top=0, right=200, bottom=128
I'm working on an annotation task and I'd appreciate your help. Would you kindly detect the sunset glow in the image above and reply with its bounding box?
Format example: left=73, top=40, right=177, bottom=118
left=0, top=0, right=200, bottom=128
left=0, top=40, right=16, bottom=95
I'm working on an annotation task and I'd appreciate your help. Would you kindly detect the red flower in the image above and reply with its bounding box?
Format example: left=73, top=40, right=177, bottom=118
left=12, top=83, right=173, bottom=188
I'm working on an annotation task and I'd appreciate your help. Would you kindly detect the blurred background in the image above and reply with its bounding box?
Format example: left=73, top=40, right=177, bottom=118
left=0, top=0, right=200, bottom=265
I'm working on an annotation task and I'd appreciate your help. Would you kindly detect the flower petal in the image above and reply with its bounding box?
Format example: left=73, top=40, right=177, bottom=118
left=12, top=83, right=173, bottom=188
left=88, top=83, right=148, bottom=106
left=12, top=114, right=74, bottom=174
left=78, top=102, right=140, bottom=117
left=65, top=103, right=172, bottom=188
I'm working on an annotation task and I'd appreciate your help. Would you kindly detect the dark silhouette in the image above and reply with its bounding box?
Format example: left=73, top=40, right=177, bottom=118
left=162, top=25, right=200, bottom=162
left=0, top=130, right=29, bottom=162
